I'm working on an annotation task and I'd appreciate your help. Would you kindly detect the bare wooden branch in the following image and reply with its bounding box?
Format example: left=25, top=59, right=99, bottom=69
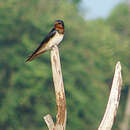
left=43, top=114, right=55, bottom=130
left=98, top=61, right=122, bottom=130
left=44, top=45, right=67, bottom=130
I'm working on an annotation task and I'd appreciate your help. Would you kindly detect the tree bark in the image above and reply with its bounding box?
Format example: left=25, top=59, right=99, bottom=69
left=43, top=45, right=67, bottom=130
left=98, top=62, right=122, bottom=130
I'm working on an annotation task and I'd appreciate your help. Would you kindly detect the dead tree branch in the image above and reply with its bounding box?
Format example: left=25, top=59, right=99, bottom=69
left=98, top=61, right=122, bottom=130
left=43, top=45, right=67, bottom=130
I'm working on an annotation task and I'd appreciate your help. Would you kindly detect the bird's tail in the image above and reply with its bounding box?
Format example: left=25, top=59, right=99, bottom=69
left=26, top=50, right=46, bottom=62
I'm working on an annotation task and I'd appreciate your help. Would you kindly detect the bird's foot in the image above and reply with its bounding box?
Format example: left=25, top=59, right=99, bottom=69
left=51, top=45, right=57, bottom=50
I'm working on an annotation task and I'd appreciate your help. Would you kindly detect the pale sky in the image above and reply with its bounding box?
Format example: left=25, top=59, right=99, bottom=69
left=81, top=0, right=124, bottom=20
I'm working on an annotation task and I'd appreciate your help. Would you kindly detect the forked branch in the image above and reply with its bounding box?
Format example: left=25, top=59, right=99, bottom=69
left=43, top=46, right=67, bottom=130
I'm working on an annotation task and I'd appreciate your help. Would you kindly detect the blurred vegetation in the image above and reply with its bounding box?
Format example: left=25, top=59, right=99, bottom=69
left=0, top=0, right=129, bottom=130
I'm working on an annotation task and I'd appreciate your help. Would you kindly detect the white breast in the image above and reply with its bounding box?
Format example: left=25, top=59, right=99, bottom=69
left=38, top=32, right=64, bottom=53
left=48, top=32, right=64, bottom=48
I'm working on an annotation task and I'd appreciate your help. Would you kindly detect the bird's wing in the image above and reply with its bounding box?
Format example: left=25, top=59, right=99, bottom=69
left=26, top=28, right=56, bottom=62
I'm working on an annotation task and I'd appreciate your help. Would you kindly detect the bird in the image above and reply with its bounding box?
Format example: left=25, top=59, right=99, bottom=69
left=26, top=20, right=64, bottom=62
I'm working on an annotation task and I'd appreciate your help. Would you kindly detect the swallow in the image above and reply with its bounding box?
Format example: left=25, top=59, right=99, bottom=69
left=26, top=20, right=64, bottom=62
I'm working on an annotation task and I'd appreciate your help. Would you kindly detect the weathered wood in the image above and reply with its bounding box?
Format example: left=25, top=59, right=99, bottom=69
left=98, top=61, right=122, bottom=130
left=44, top=45, right=67, bottom=130
left=44, top=114, right=55, bottom=130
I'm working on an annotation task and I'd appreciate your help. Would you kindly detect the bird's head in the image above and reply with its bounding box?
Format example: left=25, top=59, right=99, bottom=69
left=54, top=20, right=64, bottom=34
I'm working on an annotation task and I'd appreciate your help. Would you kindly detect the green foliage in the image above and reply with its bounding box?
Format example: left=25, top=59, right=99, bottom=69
left=0, top=0, right=129, bottom=130
left=107, top=3, right=130, bottom=86
left=107, top=3, right=130, bottom=130
left=68, top=0, right=81, bottom=5
left=108, top=3, right=130, bottom=38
